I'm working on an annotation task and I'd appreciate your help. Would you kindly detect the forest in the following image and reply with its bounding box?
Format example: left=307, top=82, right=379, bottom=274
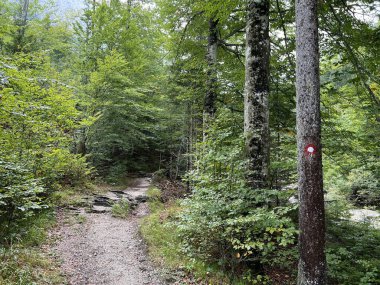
left=0, top=0, right=379, bottom=284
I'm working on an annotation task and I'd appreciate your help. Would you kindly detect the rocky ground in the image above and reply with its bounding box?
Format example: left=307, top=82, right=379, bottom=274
left=349, top=208, right=380, bottom=229
left=51, top=177, right=165, bottom=285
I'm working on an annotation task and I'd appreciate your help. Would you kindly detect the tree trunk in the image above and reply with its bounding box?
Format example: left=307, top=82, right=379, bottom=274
left=203, top=18, right=218, bottom=140
left=244, top=0, right=270, bottom=189
left=295, top=0, right=327, bottom=284
left=13, top=0, right=29, bottom=53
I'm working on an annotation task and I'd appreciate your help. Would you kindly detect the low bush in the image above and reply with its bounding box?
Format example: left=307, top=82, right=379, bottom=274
left=39, top=149, right=93, bottom=188
left=146, top=186, right=162, bottom=202
left=0, top=160, right=47, bottom=239
left=327, top=219, right=380, bottom=284
left=111, top=199, right=131, bottom=218
left=348, top=161, right=380, bottom=207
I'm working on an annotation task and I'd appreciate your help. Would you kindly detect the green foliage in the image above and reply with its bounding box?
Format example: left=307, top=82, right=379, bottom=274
left=140, top=201, right=184, bottom=269
left=0, top=1, right=379, bottom=284
left=50, top=188, right=88, bottom=208
left=0, top=35, right=90, bottom=235
left=177, top=109, right=298, bottom=281
left=0, top=211, right=64, bottom=285
left=347, top=160, right=380, bottom=207
left=39, top=149, right=92, bottom=188
left=327, top=220, right=380, bottom=284
left=147, top=187, right=162, bottom=201
left=111, top=199, right=131, bottom=219
left=73, top=1, right=181, bottom=176
left=0, top=247, right=64, bottom=285
left=0, top=160, right=47, bottom=237
left=86, top=51, right=161, bottom=172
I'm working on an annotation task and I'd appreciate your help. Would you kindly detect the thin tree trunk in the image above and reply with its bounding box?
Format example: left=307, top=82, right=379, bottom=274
left=186, top=102, right=193, bottom=192
left=295, top=0, right=327, bottom=283
left=13, top=0, right=29, bottom=53
left=244, top=0, right=270, bottom=189
left=203, top=18, right=218, bottom=140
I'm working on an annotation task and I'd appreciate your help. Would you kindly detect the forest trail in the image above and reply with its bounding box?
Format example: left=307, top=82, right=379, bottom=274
left=51, top=178, right=164, bottom=285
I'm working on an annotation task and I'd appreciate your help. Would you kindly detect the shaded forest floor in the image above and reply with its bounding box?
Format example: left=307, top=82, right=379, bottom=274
left=49, top=178, right=164, bottom=285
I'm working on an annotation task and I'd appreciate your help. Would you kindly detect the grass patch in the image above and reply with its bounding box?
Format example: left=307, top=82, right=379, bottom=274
left=140, top=200, right=183, bottom=268
left=91, top=177, right=137, bottom=194
left=50, top=188, right=87, bottom=207
left=147, top=186, right=162, bottom=201
left=0, top=210, right=65, bottom=285
left=0, top=247, right=64, bottom=285
left=75, top=214, right=87, bottom=224
left=111, top=199, right=131, bottom=218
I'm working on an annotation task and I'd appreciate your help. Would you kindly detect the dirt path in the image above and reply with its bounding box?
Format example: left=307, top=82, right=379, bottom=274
left=52, top=178, right=164, bottom=285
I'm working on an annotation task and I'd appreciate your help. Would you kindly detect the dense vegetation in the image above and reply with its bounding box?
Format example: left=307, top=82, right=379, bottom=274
left=0, top=0, right=379, bottom=284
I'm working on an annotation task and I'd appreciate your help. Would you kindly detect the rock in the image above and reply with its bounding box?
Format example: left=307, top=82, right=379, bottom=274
left=165, top=276, right=177, bottom=283
left=281, top=183, right=298, bottom=191
left=93, top=196, right=114, bottom=207
left=104, top=192, right=121, bottom=202
left=288, top=196, right=299, bottom=204
left=91, top=205, right=112, bottom=213
left=349, top=209, right=380, bottom=229
left=135, top=195, right=148, bottom=203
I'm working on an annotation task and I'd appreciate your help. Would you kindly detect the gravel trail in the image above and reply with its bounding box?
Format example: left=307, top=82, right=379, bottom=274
left=52, top=178, right=164, bottom=285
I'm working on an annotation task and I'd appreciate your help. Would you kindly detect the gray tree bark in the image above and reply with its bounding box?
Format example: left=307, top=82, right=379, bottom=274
left=203, top=18, right=218, bottom=140
left=204, top=20, right=218, bottom=116
left=244, top=0, right=270, bottom=188
left=295, top=0, right=327, bottom=284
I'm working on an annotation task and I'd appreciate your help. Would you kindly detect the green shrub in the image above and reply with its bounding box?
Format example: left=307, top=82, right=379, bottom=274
left=0, top=160, right=48, bottom=239
left=39, top=149, right=92, bottom=188
left=152, top=169, right=168, bottom=183
left=0, top=247, right=64, bottom=285
left=111, top=199, right=131, bottom=218
left=49, top=188, right=87, bottom=207
left=147, top=187, right=162, bottom=201
left=0, top=211, right=63, bottom=285
left=177, top=190, right=298, bottom=276
left=177, top=110, right=298, bottom=282
left=348, top=161, right=380, bottom=207
left=327, top=219, right=380, bottom=284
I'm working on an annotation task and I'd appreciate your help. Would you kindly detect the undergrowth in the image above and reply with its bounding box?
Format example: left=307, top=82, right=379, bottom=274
left=140, top=187, right=183, bottom=267
left=142, top=186, right=380, bottom=285
left=326, top=219, right=380, bottom=284
left=111, top=199, right=131, bottom=218
left=0, top=210, right=64, bottom=285
left=140, top=186, right=273, bottom=284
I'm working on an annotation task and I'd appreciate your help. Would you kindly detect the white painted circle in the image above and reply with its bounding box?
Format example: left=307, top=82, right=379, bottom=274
left=307, top=146, right=315, bottom=153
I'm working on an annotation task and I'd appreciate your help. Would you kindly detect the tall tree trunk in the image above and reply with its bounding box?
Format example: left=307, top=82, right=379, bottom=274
left=13, top=0, right=29, bottom=53
left=203, top=18, right=218, bottom=140
left=244, top=0, right=270, bottom=188
left=295, top=0, right=327, bottom=284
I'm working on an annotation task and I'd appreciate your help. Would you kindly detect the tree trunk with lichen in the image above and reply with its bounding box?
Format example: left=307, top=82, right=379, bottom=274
left=295, top=0, right=327, bottom=283
left=203, top=18, right=218, bottom=141
left=244, top=0, right=270, bottom=189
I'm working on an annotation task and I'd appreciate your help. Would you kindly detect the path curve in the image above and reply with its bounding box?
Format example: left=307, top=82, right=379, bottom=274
left=52, top=178, right=164, bottom=285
